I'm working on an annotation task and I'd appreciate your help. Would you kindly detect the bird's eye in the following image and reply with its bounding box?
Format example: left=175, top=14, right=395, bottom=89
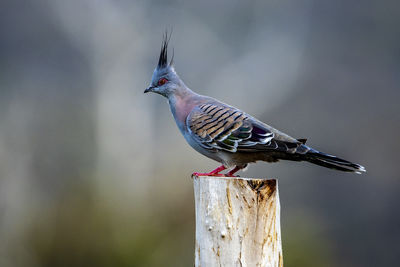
left=158, top=78, right=168, bottom=86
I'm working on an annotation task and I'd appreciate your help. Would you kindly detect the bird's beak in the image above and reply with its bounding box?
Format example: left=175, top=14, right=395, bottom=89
left=144, top=86, right=155, bottom=93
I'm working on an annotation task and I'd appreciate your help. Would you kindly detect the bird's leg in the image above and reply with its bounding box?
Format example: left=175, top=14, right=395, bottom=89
left=225, top=165, right=246, bottom=177
left=192, top=165, right=226, bottom=177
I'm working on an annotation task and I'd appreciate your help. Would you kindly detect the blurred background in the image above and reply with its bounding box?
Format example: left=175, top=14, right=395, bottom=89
left=0, top=0, right=399, bottom=266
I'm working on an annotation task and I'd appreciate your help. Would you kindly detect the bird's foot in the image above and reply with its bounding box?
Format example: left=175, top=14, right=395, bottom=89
left=191, top=165, right=247, bottom=178
left=191, top=172, right=226, bottom=177
left=191, top=165, right=227, bottom=177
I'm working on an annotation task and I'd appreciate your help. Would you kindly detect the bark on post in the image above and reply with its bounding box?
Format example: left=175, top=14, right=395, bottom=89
left=193, top=175, right=283, bottom=267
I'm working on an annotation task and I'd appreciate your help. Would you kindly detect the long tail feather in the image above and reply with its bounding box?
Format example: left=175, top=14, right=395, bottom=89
left=305, top=150, right=366, bottom=174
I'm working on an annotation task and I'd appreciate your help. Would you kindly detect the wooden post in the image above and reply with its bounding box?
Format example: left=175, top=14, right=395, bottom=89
left=193, top=175, right=283, bottom=267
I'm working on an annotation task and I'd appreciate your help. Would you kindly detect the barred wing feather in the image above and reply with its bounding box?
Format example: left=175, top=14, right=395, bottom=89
left=186, top=103, right=275, bottom=153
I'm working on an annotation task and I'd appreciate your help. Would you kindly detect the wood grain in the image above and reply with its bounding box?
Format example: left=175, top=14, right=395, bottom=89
left=193, top=175, right=283, bottom=267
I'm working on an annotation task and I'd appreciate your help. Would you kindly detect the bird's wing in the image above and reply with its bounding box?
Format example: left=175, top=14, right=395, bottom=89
left=186, top=102, right=306, bottom=154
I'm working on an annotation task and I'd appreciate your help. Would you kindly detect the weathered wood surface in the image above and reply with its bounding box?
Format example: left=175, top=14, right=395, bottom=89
left=193, top=175, right=283, bottom=267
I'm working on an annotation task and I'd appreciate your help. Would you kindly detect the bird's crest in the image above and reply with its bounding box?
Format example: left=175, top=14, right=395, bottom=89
left=157, top=31, right=174, bottom=69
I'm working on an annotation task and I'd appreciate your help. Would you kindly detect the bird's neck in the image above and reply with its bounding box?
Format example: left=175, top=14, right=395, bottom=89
left=168, top=86, right=198, bottom=129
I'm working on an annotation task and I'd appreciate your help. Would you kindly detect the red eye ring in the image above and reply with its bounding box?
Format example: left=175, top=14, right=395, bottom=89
left=158, top=78, right=168, bottom=86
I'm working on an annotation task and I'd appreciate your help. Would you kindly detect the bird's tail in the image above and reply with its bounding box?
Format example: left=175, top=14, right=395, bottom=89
left=305, top=150, right=366, bottom=174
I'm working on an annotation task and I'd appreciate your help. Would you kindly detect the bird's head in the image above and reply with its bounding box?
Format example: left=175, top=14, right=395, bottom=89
left=144, top=33, right=182, bottom=98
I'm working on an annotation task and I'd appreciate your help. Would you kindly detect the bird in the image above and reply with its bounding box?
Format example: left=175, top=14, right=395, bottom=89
left=144, top=34, right=366, bottom=177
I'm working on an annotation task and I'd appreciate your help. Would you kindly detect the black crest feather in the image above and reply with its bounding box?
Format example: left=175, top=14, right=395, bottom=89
left=158, top=31, right=172, bottom=69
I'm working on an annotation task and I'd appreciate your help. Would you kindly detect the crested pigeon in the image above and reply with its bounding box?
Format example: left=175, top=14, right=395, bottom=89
left=144, top=34, right=366, bottom=176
